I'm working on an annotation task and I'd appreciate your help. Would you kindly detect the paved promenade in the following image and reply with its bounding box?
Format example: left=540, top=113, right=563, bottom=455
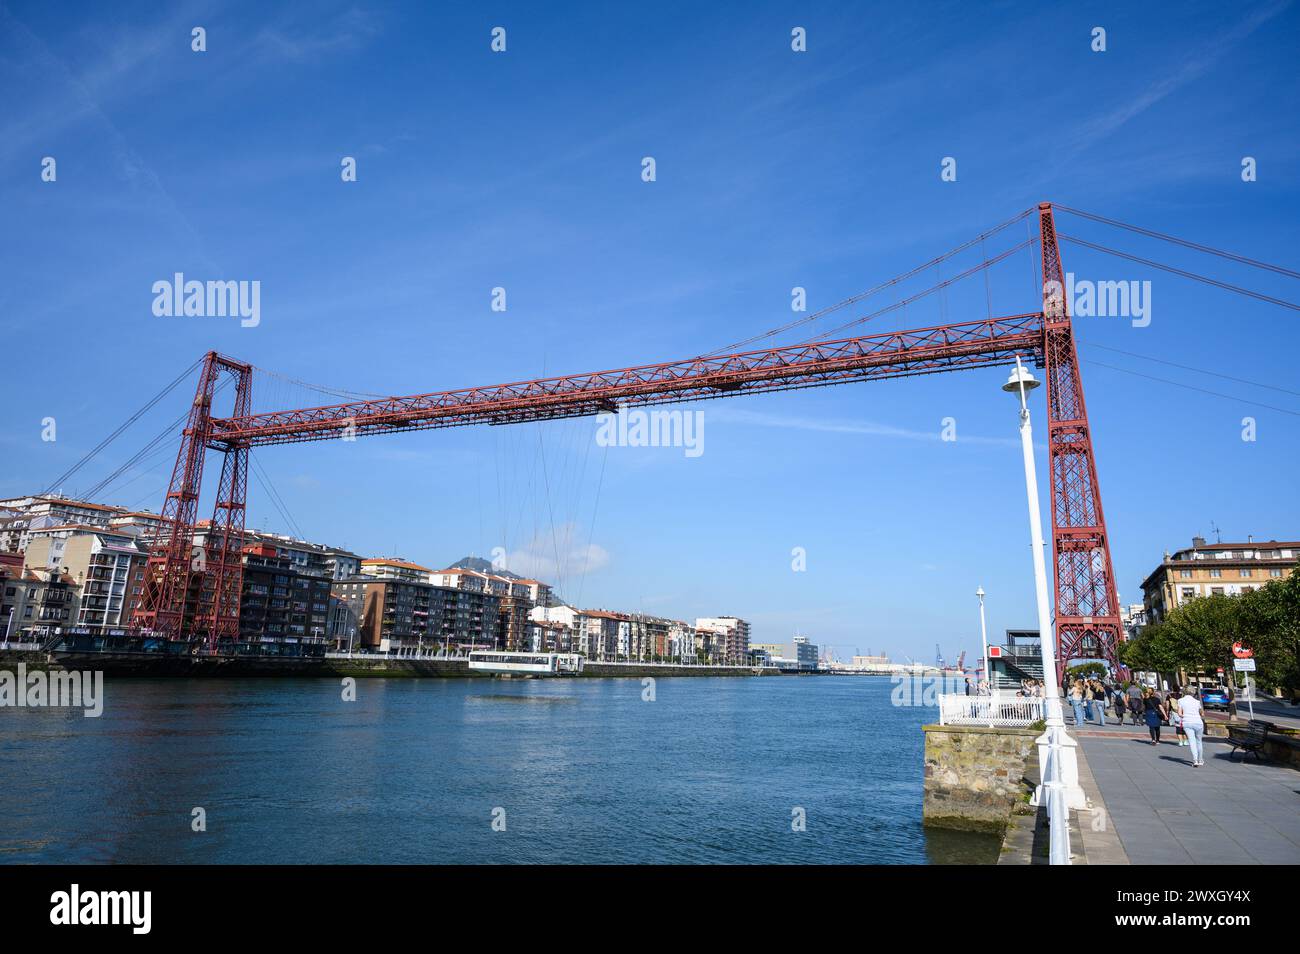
left=1077, top=730, right=1300, bottom=864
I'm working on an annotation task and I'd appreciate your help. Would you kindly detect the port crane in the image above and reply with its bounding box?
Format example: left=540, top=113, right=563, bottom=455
left=100, top=202, right=1297, bottom=679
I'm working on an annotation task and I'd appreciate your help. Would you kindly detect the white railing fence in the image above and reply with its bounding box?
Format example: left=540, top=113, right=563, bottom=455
left=937, top=692, right=1045, bottom=727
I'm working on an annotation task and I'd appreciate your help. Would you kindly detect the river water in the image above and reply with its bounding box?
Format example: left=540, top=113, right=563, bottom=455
left=1, top=673, right=999, bottom=864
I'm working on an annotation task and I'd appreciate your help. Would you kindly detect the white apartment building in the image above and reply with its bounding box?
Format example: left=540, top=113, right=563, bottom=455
left=695, top=616, right=751, bottom=665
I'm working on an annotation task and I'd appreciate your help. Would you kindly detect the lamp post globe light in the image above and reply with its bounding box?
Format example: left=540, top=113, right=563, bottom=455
left=1001, top=355, right=1087, bottom=821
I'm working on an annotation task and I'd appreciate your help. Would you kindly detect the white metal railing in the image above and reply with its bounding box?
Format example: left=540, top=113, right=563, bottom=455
left=937, top=692, right=1045, bottom=727
left=0, top=641, right=43, bottom=652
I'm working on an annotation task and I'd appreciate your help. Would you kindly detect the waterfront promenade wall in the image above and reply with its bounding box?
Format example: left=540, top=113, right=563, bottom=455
left=922, top=724, right=1039, bottom=834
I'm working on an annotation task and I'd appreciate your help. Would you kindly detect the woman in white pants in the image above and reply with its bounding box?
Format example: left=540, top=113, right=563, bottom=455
left=1177, top=687, right=1206, bottom=767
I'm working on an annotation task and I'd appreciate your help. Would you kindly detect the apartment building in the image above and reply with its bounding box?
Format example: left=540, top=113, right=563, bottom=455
left=21, top=526, right=149, bottom=635
left=2, top=555, right=25, bottom=639
left=517, top=578, right=554, bottom=609
left=0, top=510, right=30, bottom=553
left=528, top=619, right=575, bottom=653
left=1140, top=536, right=1299, bottom=625
left=431, top=567, right=534, bottom=651
left=670, top=623, right=702, bottom=660
left=528, top=604, right=587, bottom=653
left=331, top=575, right=433, bottom=652
left=9, top=566, right=78, bottom=640
left=360, top=557, right=431, bottom=584
left=108, top=510, right=169, bottom=544
left=238, top=544, right=332, bottom=645
left=331, top=571, right=502, bottom=653
left=695, top=616, right=751, bottom=665
left=581, top=610, right=626, bottom=658
left=0, top=495, right=125, bottom=552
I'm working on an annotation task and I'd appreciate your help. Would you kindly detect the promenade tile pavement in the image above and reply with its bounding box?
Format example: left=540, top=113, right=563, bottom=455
left=1077, top=728, right=1300, bottom=864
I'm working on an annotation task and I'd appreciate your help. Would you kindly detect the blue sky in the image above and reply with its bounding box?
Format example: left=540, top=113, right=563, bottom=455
left=2, top=1, right=1298, bottom=662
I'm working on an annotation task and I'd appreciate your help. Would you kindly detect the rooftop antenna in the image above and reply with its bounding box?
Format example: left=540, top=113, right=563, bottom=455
left=1210, top=520, right=1222, bottom=544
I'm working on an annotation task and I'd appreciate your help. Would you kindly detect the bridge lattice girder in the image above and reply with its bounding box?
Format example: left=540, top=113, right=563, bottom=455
left=133, top=204, right=1123, bottom=679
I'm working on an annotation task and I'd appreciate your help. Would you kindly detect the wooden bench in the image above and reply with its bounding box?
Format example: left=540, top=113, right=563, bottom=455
left=1226, top=720, right=1274, bottom=763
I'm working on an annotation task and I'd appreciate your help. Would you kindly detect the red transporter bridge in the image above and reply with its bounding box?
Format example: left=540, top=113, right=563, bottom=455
left=130, top=204, right=1122, bottom=678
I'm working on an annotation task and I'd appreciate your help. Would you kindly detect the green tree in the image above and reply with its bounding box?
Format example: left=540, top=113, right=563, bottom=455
left=1237, top=572, right=1300, bottom=691
left=1119, top=620, right=1180, bottom=674
left=1066, top=662, right=1105, bottom=680
left=1159, top=593, right=1245, bottom=674
left=1127, top=572, right=1300, bottom=694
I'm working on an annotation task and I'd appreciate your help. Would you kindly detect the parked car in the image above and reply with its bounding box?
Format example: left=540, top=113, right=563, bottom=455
left=1200, top=685, right=1232, bottom=712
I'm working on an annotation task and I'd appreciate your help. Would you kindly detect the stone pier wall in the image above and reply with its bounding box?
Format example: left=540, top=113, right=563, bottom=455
left=922, top=724, right=1040, bottom=834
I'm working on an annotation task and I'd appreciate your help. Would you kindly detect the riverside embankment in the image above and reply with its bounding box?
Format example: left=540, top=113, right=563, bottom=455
left=0, top=649, right=777, bottom=679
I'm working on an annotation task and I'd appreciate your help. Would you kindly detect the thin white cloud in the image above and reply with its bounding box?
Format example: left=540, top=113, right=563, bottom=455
left=500, top=522, right=609, bottom=583
left=1065, top=1, right=1290, bottom=156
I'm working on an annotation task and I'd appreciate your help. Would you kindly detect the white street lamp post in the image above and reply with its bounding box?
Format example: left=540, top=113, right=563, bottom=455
left=1002, top=357, right=1087, bottom=835
left=976, top=585, right=990, bottom=700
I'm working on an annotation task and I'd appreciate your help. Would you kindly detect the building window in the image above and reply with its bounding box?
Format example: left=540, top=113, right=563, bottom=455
left=1211, top=587, right=1224, bottom=596
left=1210, top=568, right=1221, bottom=579
left=1178, top=569, right=1192, bottom=579
left=1180, top=587, right=1195, bottom=600
left=1270, top=568, right=1283, bottom=578
left=1240, top=569, right=1252, bottom=578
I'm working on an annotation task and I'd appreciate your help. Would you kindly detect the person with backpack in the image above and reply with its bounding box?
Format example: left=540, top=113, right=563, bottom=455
left=1127, top=683, right=1145, bottom=726
left=1110, top=683, right=1127, bottom=725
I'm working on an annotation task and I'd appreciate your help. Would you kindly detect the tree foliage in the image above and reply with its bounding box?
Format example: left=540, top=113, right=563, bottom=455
left=1066, top=662, right=1106, bottom=680
left=1122, top=572, right=1300, bottom=691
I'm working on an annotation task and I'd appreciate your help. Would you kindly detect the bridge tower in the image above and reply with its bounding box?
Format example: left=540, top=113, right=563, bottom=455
left=133, top=352, right=252, bottom=650
left=1036, top=203, right=1124, bottom=679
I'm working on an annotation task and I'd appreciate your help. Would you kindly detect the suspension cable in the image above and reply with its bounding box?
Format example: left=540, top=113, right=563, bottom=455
left=700, top=207, right=1036, bottom=356
left=809, top=238, right=1033, bottom=341
left=1077, top=339, right=1300, bottom=398
left=40, top=355, right=204, bottom=496
left=1055, top=205, right=1300, bottom=280
left=1083, top=360, right=1300, bottom=417
left=249, top=451, right=305, bottom=541
left=253, top=365, right=390, bottom=402
left=1058, top=235, right=1300, bottom=312
left=79, top=377, right=232, bottom=504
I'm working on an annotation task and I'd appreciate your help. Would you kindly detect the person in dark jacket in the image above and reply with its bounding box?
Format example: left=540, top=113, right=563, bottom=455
left=1126, top=683, right=1145, bottom=725
left=1110, top=684, right=1128, bottom=724
left=1142, top=688, right=1166, bottom=744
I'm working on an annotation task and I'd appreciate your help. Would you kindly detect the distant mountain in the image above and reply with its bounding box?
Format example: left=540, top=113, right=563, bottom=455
left=446, top=555, right=526, bottom=580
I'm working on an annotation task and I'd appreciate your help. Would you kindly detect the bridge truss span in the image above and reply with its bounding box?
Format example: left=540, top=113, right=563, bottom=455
left=131, top=203, right=1124, bottom=680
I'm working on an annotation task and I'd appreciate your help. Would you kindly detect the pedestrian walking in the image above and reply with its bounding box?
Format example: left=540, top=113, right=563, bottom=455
left=1126, top=683, right=1144, bottom=725
left=1091, top=680, right=1109, bottom=725
left=1110, top=684, right=1126, bottom=725
left=1069, top=680, right=1087, bottom=727
left=1142, top=688, right=1165, bottom=744
left=1177, top=687, right=1206, bottom=767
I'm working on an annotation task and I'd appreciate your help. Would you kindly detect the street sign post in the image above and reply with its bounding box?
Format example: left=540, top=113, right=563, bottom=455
left=1233, top=658, right=1257, bottom=719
